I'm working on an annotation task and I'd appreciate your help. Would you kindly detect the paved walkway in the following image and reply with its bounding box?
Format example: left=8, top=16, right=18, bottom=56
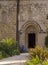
left=0, top=53, right=30, bottom=65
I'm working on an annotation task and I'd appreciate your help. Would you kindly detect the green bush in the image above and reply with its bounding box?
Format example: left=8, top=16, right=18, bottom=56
left=26, top=59, right=48, bottom=65
left=26, top=57, right=40, bottom=65
left=45, top=36, right=48, bottom=47
left=0, top=38, right=20, bottom=59
left=29, top=46, right=48, bottom=60
left=42, top=60, right=48, bottom=65
left=0, top=52, right=3, bottom=59
left=26, top=46, right=48, bottom=65
left=26, top=61, right=33, bottom=65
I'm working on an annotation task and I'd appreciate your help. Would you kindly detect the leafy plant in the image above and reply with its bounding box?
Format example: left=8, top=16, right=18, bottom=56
left=29, top=46, right=48, bottom=60
left=2, top=38, right=14, bottom=47
left=26, top=61, right=33, bottom=65
left=0, top=52, right=3, bottom=59
left=0, top=38, right=20, bottom=59
left=26, top=57, right=40, bottom=65
left=42, top=60, right=48, bottom=65
left=26, top=46, right=48, bottom=65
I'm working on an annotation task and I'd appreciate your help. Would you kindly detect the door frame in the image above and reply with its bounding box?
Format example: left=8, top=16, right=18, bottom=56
left=25, top=32, right=38, bottom=49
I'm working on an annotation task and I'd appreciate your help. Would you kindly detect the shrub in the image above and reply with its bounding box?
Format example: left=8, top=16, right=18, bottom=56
left=0, top=52, right=3, bottom=59
left=26, top=61, right=33, bottom=65
left=26, top=46, right=48, bottom=65
left=29, top=46, right=48, bottom=60
left=26, top=59, right=48, bottom=65
left=0, top=38, right=20, bottom=59
left=26, top=57, right=40, bottom=65
left=42, top=60, right=48, bottom=65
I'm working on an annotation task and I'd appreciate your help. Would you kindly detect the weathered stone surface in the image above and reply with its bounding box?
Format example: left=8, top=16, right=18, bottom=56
left=19, top=0, right=48, bottom=30
left=0, top=1, right=16, bottom=40
left=0, top=0, right=48, bottom=48
left=19, top=0, right=48, bottom=48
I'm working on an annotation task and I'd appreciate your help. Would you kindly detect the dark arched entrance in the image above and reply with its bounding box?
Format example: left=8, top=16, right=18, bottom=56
left=28, top=33, right=36, bottom=48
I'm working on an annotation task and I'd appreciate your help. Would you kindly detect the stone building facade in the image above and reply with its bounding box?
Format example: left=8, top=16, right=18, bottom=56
left=0, top=0, right=48, bottom=49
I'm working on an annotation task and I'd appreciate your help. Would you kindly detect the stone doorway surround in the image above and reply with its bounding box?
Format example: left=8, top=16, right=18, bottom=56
left=25, top=25, right=38, bottom=49
left=19, top=21, right=46, bottom=49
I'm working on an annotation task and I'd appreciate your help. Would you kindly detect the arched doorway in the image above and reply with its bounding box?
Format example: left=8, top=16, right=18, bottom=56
left=19, top=21, right=41, bottom=49
left=25, top=25, right=38, bottom=49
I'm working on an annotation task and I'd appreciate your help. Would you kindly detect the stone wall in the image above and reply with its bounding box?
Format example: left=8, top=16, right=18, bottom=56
left=0, top=0, right=48, bottom=45
left=19, top=0, right=48, bottom=48
left=0, top=0, right=16, bottom=40
left=19, top=0, right=48, bottom=31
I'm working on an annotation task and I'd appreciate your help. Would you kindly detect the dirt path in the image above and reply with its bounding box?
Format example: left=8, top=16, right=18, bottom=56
left=0, top=53, right=30, bottom=65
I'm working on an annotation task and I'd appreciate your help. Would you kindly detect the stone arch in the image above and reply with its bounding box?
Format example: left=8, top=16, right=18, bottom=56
left=19, top=20, right=46, bottom=49
left=20, top=20, right=42, bottom=33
